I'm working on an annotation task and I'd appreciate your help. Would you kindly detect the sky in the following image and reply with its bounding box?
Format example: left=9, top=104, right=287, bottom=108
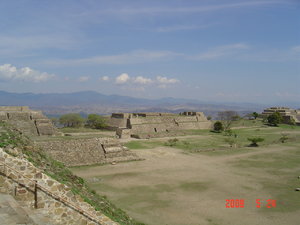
left=0, top=0, right=299, bottom=104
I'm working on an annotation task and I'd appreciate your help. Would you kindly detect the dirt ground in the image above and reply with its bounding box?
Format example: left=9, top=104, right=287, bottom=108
left=71, top=144, right=300, bottom=225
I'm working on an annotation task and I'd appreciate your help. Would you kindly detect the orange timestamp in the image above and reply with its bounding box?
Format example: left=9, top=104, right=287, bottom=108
left=225, top=199, right=276, bottom=208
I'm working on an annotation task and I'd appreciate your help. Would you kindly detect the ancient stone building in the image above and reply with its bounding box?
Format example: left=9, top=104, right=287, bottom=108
left=0, top=106, right=58, bottom=136
left=108, top=111, right=212, bottom=138
left=36, top=138, right=140, bottom=167
left=262, top=107, right=300, bottom=125
left=0, top=106, right=140, bottom=166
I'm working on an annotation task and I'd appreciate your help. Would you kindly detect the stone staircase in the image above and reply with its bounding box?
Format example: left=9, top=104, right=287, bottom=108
left=0, top=193, right=53, bottom=225
left=102, top=142, right=139, bottom=163
left=0, top=148, right=119, bottom=225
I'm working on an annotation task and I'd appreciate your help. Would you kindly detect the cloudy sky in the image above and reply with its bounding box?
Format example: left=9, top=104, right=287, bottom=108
left=0, top=0, right=299, bottom=103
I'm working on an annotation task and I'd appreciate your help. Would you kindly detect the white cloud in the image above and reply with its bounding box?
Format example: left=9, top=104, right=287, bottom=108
left=191, top=43, right=249, bottom=60
left=156, top=24, right=213, bottom=32
left=45, top=50, right=180, bottom=66
left=100, top=76, right=109, bottom=81
left=0, top=64, right=54, bottom=82
left=156, top=76, right=179, bottom=84
left=78, top=76, right=89, bottom=82
left=0, top=35, right=77, bottom=57
left=115, top=73, right=130, bottom=84
left=103, top=1, right=287, bottom=15
left=133, top=76, right=152, bottom=84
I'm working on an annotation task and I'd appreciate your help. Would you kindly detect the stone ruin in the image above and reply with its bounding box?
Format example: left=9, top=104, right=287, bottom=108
left=262, top=107, right=300, bottom=125
left=36, top=138, right=140, bottom=167
left=0, top=106, right=140, bottom=166
left=107, top=111, right=212, bottom=138
left=0, top=106, right=58, bottom=136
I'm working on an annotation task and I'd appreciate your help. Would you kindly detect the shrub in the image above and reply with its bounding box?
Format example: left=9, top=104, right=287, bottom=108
left=213, top=121, right=224, bottom=132
left=224, top=138, right=237, bottom=148
left=279, top=134, right=289, bottom=143
left=165, top=138, right=179, bottom=146
left=247, top=137, right=264, bottom=147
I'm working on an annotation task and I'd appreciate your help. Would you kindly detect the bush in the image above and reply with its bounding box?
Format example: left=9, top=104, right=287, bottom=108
left=213, top=121, right=224, bottom=132
left=247, top=137, right=264, bottom=147
left=267, top=112, right=282, bottom=126
left=279, top=134, right=289, bottom=143
left=224, top=138, right=237, bottom=148
left=165, top=138, right=179, bottom=146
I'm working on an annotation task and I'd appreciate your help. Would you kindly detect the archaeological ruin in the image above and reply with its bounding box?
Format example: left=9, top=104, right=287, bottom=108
left=0, top=106, right=58, bottom=136
left=107, top=111, right=212, bottom=138
left=262, top=107, right=300, bottom=125
left=0, top=106, right=140, bottom=166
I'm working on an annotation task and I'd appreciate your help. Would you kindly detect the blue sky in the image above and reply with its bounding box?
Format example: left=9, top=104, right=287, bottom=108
left=0, top=0, right=299, bottom=103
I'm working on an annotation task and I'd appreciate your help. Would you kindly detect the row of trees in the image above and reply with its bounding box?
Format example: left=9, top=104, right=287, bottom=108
left=212, top=111, right=292, bottom=148
left=56, top=113, right=107, bottom=129
left=213, top=110, right=289, bottom=132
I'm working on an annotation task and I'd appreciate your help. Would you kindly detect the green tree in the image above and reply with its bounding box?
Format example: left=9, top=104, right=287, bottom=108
left=267, top=112, right=282, bottom=126
left=289, top=117, right=296, bottom=126
left=86, top=114, right=107, bottom=129
left=59, top=113, right=85, bottom=128
left=213, top=121, right=224, bottom=132
left=252, top=112, right=259, bottom=119
left=247, top=137, right=264, bottom=147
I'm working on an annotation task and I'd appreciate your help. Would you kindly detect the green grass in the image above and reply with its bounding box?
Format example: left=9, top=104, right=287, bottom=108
left=124, top=140, right=164, bottom=149
left=230, top=118, right=265, bottom=128
left=124, top=122, right=300, bottom=160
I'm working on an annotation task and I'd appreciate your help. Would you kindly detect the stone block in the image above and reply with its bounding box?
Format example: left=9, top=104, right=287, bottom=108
left=7, top=112, right=31, bottom=120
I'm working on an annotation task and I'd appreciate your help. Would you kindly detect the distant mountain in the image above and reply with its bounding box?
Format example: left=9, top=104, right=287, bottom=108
left=0, top=90, right=273, bottom=117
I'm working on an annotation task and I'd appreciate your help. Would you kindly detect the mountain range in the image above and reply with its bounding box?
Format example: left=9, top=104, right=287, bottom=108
left=0, top=90, right=297, bottom=117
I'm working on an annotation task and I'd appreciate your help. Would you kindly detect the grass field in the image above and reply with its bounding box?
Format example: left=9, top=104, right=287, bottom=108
left=71, top=120, right=300, bottom=225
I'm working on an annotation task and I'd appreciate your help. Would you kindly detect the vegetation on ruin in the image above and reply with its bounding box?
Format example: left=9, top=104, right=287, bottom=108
left=0, top=122, right=145, bottom=225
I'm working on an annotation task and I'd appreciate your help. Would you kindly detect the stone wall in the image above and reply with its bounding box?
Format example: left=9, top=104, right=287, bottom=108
left=36, top=138, right=140, bottom=167
left=0, top=148, right=118, bottom=225
left=110, top=111, right=212, bottom=138
left=0, top=106, right=58, bottom=136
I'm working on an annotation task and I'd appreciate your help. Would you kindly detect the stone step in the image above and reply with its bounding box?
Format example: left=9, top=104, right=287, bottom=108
left=0, top=193, right=35, bottom=225
left=0, top=193, right=54, bottom=225
left=104, top=155, right=141, bottom=163
left=103, top=146, right=124, bottom=153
